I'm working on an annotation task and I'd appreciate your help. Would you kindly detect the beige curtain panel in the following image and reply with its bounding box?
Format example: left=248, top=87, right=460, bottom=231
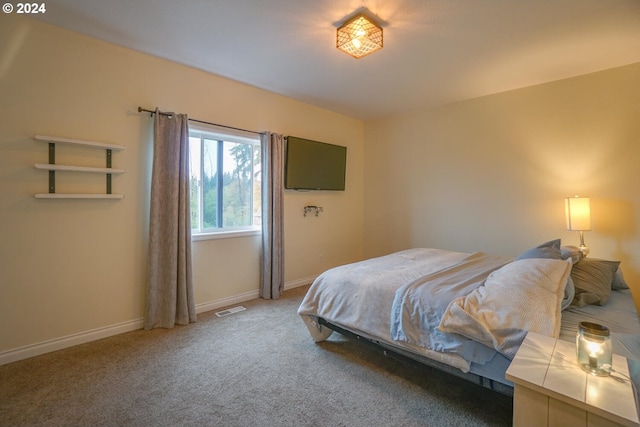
left=260, top=132, right=285, bottom=299
left=144, top=109, right=196, bottom=329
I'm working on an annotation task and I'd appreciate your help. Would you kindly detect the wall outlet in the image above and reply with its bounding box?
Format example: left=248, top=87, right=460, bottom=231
left=319, top=254, right=324, bottom=263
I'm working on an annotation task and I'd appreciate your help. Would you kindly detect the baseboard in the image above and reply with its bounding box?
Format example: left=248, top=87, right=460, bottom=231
left=0, top=318, right=145, bottom=366
left=284, top=275, right=316, bottom=290
left=195, top=289, right=260, bottom=314
left=0, top=276, right=317, bottom=366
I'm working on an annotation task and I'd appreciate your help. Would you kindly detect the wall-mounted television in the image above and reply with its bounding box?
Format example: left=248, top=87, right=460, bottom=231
left=284, top=136, right=347, bottom=191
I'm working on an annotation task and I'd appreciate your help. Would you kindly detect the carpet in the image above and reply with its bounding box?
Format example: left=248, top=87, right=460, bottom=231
left=0, top=286, right=512, bottom=426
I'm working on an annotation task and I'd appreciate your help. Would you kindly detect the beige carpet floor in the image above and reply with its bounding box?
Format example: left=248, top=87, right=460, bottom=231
left=0, top=285, right=513, bottom=426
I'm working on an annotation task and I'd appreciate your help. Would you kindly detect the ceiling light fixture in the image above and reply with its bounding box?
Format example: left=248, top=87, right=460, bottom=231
left=336, top=13, right=383, bottom=59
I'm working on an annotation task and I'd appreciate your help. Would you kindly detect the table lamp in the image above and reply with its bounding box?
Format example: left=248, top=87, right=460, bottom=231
left=565, top=196, right=591, bottom=258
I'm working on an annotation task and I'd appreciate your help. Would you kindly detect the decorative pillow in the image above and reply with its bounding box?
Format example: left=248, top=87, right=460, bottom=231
left=561, top=276, right=575, bottom=311
left=561, top=245, right=581, bottom=264
left=515, top=239, right=561, bottom=261
left=570, top=258, right=620, bottom=307
left=438, top=258, right=572, bottom=359
left=611, top=267, right=629, bottom=290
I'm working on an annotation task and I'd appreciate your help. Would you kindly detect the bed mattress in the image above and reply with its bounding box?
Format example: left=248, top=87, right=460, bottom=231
left=298, top=248, right=640, bottom=388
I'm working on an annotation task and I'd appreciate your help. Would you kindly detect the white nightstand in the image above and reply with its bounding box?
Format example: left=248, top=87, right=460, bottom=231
left=506, top=332, right=639, bottom=427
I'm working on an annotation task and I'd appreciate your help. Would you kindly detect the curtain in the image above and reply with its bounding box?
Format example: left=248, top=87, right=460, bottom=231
left=260, top=132, right=285, bottom=299
left=144, top=109, right=196, bottom=330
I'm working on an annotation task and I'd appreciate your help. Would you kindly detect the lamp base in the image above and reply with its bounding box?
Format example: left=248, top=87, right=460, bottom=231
left=579, top=363, right=610, bottom=376
left=579, top=245, right=590, bottom=258
left=578, top=231, right=589, bottom=258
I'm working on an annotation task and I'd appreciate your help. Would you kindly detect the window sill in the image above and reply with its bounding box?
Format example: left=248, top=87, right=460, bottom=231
left=192, top=228, right=261, bottom=241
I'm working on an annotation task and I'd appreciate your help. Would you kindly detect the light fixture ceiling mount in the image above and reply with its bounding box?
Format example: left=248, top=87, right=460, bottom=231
left=336, top=12, right=383, bottom=59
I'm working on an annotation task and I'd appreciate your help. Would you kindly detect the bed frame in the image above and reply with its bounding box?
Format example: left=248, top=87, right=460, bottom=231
left=317, top=317, right=514, bottom=397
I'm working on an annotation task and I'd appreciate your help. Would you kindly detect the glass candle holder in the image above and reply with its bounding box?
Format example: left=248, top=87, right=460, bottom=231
left=576, top=321, right=612, bottom=376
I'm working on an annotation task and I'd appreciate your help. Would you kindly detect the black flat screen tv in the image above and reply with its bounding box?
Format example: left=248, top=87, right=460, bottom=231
left=284, top=136, right=347, bottom=191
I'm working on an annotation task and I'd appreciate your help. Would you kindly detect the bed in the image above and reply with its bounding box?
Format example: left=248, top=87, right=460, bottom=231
left=297, top=239, right=640, bottom=396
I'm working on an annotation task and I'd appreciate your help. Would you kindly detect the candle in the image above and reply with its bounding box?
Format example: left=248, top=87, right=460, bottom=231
left=589, top=354, right=598, bottom=369
left=586, top=339, right=603, bottom=369
left=576, top=322, right=611, bottom=376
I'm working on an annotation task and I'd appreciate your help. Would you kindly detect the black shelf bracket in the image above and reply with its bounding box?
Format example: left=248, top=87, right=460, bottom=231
left=48, top=142, right=55, bottom=193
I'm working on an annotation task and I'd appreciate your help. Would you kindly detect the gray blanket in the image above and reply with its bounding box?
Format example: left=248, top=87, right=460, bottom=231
left=298, top=248, right=486, bottom=371
left=391, top=252, right=511, bottom=364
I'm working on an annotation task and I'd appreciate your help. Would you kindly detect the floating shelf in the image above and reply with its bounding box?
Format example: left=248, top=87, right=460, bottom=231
left=35, top=193, right=125, bottom=199
left=33, top=135, right=125, bottom=199
left=34, top=163, right=125, bottom=174
left=35, top=135, right=125, bottom=151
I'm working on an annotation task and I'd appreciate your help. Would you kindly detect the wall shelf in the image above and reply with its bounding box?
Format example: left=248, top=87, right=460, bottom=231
left=34, top=193, right=125, bottom=199
left=33, top=135, right=125, bottom=199
left=34, top=163, right=125, bottom=174
left=34, top=135, right=125, bottom=151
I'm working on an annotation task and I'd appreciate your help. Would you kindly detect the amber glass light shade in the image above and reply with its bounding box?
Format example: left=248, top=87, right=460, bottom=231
left=337, top=14, right=383, bottom=59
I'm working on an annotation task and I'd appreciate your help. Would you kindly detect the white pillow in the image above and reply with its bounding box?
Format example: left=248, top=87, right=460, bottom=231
left=438, top=258, right=572, bottom=359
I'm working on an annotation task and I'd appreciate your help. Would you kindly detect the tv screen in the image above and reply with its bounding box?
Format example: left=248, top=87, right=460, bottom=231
left=284, top=136, right=347, bottom=191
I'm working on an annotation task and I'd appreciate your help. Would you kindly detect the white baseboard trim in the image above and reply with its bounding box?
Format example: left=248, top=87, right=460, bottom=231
left=195, top=289, right=259, bottom=314
left=284, top=275, right=316, bottom=290
left=0, top=277, right=317, bottom=366
left=0, top=318, right=144, bottom=366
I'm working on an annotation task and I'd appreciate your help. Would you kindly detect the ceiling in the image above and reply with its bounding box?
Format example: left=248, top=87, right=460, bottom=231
left=34, top=0, right=640, bottom=120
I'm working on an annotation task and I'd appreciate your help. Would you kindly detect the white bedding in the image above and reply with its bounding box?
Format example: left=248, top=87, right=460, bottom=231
left=390, top=252, right=511, bottom=363
left=298, top=248, right=480, bottom=371
left=297, top=247, right=639, bottom=382
left=438, top=258, right=572, bottom=358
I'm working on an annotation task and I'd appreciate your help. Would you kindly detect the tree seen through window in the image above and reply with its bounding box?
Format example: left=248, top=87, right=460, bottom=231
left=189, top=130, right=261, bottom=233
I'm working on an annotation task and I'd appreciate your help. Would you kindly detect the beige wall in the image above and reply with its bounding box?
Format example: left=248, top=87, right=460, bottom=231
left=364, top=62, right=640, bottom=306
left=0, top=17, right=364, bottom=356
left=2, top=14, right=638, bottom=361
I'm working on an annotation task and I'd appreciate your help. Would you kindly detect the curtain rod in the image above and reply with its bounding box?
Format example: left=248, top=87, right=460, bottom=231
left=137, top=107, right=265, bottom=136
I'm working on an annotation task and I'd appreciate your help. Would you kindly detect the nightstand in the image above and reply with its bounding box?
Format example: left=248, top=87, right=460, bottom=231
left=506, top=332, right=639, bottom=427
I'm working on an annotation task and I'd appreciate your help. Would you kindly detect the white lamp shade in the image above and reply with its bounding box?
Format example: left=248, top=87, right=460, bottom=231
left=565, top=196, right=591, bottom=231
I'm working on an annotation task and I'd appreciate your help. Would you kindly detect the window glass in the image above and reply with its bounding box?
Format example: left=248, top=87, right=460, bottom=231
left=203, top=138, right=219, bottom=228
left=189, top=126, right=261, bottom=236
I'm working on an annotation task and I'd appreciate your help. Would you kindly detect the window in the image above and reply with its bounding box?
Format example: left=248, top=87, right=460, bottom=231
left=189, top=125, right=261, bottom=238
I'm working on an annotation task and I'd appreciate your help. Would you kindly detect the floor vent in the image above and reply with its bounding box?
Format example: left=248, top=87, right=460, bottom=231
left=215, top=306, right=246, bottom=318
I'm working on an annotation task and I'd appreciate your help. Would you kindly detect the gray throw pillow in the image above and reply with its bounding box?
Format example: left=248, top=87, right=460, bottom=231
left=570, top=258, right=620, bottom=307
left=516, top=239, right=562, bottom=261
left=612, top=268, right=629, bottom=290
left=561, top=276, right=575, bottom=311
left=561, top=245, right=581, bottom=264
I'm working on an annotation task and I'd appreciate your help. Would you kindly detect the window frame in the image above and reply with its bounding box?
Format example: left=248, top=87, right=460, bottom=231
left=188, top=123, right=261, bottom=240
